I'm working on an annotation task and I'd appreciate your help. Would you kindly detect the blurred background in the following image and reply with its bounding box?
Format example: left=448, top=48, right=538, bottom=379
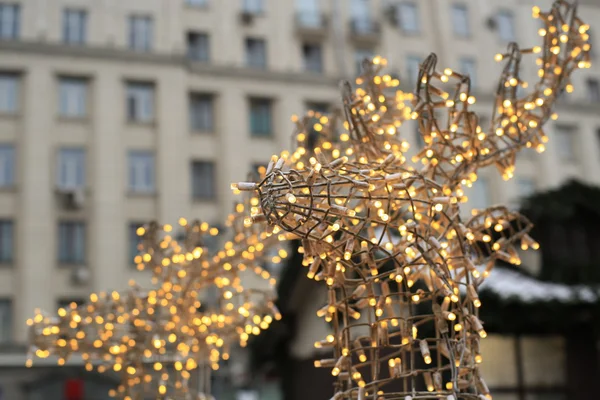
left=0, top=0, right=599, bottom=399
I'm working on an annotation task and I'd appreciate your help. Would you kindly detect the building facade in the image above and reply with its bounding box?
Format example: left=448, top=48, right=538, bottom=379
left=0, top=0, right=598, bottom=399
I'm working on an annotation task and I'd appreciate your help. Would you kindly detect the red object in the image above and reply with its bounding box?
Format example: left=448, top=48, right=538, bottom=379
left=64, top=379, right=84, bottom=400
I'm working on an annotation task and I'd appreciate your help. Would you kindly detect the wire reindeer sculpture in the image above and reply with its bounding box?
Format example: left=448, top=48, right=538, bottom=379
left=234, top=2, right=591, bottom=399
left=28, top=188, right=290, bottom=400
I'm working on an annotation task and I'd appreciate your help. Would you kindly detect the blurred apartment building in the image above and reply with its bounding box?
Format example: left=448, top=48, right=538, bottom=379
left=0, top=0, right=598, bottom=399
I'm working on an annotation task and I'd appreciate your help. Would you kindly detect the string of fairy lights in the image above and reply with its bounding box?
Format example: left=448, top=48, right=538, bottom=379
left=235, top=1, right=590, bottom=399
left=27, top=191, right=290, bottom=400
left=29, top=1, right=590, bottom=399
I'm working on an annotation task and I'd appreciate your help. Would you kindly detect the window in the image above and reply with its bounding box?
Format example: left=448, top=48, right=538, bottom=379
left=587, top=78, right=600, bottom=102
left=59, top=77, right=88, bottom=118
left=305, top=102, right=330, bottom=147
left=296, top=0, right=320, bottom=28
left=589, top=29, right=595, bottom=60
left=57, top=298, right=84, bottom=310
left=126, top=82, right=154, bottom=123
left=0, top=220, right=13, bottom=263
left=189, top=93, right=214, bottom=132
left=0, top=300, right=11, bottom=343
left=252, top=162, right=267, bottom=177
left=0, top=73, right=19, bottom=114
left=497, top=10, right=515, bottom=42
left=58, top=221, right=86, bottom=264
left=414, top=123, right=425, bottom=149
left=245, top=38, right=267, bottom=69
left=555, top=125, right=577, bottom=161
left=354, top=48, right=374, bottom=76
left=398, top=2, right=419, bottom=34
left=187, top=32, right=210, bottom=62
left=128, top=151, right=155, bottom=193
left=249, top=98, right=272, bottom=137
left=480, top=335, right=568, bottom=400
left=0, top=4, right=19, bottom=39
left=186, top=0, right=208, bottom=6
left=63, top=9, right=87, bottom=44
left=406, top=55, right=422, bottom=86
left=0, top=145, right=14, bottom=187
left=451, top=4, right=469, bottom=37
left=243, top=0, right=263, bottom=14
left=351, top=0, right=372, bottom=34
left=305, top=102, right=329, bottom=114
left=128, top=16, right=153, bottom=52
left=128, top=222, right=144, bottom=264
left=302, top=43, right=323, bottom=73
left=469, top=177, right=490, bottom=210
left=191, top=161, right=216, bottom=200
left=459, top=57, right=477, bottom=88
left=57, top=148, right=85, bottom=190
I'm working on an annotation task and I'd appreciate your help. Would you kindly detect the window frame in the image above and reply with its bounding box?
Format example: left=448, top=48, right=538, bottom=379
left=243, top=0, right=264, bottom=15
left=191, top=160, right=217, bottom=201
left=0, top=4, right=20, bottom=40
left=487, top=335, right=568, bottom=399
left=406, top=55, right=423, bottom=87
left=496, top=9, right=516, bottom=42
left=128, top=222, right=145, bottom=266
left=350, top=0, right=373, bottom=34
left=245, top=37, right=267, bottom=69
left=295, top=0, right=321, bottom=28
left=189, top=92, right=215, bottom=133
left=57, top=298, right=85, bottom=310
left=62, top=8, right=87, bottom=45
left=354, top=48, right=375, bottom=76
left=251, top=162, right=268, bottom=178
left=0, top=220, right=14, bottom=264
left=0, top=299, right=12, bottom=343
left=0, top=144, right=15, bottom=188
left=128, top=150, right=156, bottom=194
left=128, top=15, right=154, bottom=52
left=398, top=2, right=420, bottom=35
left=0, top=72, right=20, bottom=115
left=56, top=148, right=86, bottom=190
left=459, top=57, right=477, bottom=88
left=248, top=97, right=273, bottom=137
left=187, top=31, right=210, bottom=62
left=57, top=221, right=86, bottom=265
left=302, top=43, right=323, bottom=73
left=186, top=0, right=209, bottom=7
left=451, top=4, right=470, bottom=38
left=126, top=81, right=155, bottom=124
left=58, top=76, right=89, bottom=119
left=586, top=78, right=600, bottom=102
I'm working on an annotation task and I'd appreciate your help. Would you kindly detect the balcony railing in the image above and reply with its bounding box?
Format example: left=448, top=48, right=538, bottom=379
left=349, top=18, right=381, bottom=43
left=295, top=12, right=328, bottom=38
left=296, top=12, right=326, bottom=29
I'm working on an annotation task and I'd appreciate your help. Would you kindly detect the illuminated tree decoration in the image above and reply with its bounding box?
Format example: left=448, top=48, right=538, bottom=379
left=27, top=190, right=289, bottom=400
left=234, top=2, right=590, bottom=399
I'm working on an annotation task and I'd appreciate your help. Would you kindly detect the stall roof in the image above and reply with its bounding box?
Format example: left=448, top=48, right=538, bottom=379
left=480, top=266, right=599, bottom=303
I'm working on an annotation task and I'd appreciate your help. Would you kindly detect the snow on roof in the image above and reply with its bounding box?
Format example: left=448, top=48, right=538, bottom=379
left=370, top=228, right=599, bottom=304
left=479, top=267, right=598, bottom=303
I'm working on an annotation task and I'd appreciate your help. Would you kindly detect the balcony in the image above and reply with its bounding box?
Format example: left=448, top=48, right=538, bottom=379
left=349, top=18, right=381, bottom=45
left=295, top=12, right=329, bottom=39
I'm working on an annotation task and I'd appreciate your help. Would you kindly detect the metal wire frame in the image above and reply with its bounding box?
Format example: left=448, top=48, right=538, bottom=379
left=235, top=1, right=590, bottom=399
left=27, top=190, right=289, bottom=400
